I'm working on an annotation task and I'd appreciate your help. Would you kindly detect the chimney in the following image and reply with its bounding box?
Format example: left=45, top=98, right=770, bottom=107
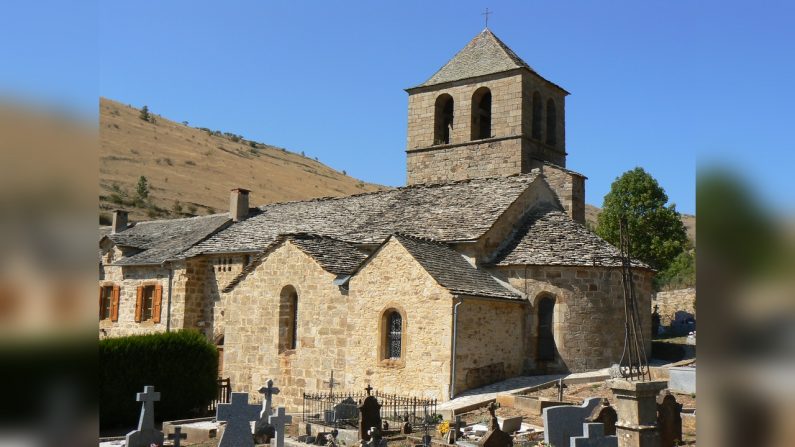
left=111, top=210, right=128, bottom=234
left=230, top=188, right=250, bottom=222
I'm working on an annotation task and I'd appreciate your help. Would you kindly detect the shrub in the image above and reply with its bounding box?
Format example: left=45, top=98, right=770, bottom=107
left=139, top=105, right=151, bottom=122
left=99, top=330, right=217, bottom=428
left=187, top=204, right=198, bottom=215
left=136, top=176, right=149, bottom=201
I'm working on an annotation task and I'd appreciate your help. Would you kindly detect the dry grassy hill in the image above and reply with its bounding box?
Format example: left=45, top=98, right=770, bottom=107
left=99, top=98, right=384, bottom=222
left=585, top=204, right=696, bottom=245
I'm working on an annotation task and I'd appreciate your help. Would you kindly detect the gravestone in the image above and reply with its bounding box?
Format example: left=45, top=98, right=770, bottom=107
left=569, top=423, right=618, bottom=447
left=542, top=397, right=602, bottom=447
left=656, top=393, right=682, bottom=447
left=168, top=426, right=187, bottom=447
left=125, top=385, right=164, bottom=447
left=586, top=399, right=617, bottom=436
left=498, top=416, right=523, bottom=433
left=478, top=402, right=512, bottom=447
left=332, top=397, right=358, bottom=424
left=217, top=392, right=260, bottom=447
left=255, top=379, right=280, bottom=443
left=269, top=406, right=294, bottom=447
left=358, top=386, right=381, bottom=441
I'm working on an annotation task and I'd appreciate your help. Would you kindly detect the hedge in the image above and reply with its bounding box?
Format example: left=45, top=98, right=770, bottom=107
left=99, top=330, right=218, bottom=428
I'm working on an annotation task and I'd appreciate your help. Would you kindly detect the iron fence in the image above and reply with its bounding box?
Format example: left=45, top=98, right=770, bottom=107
left=302, top=389, right=437, bottom=429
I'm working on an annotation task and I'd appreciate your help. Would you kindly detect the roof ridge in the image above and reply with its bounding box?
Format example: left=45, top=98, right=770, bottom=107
left=393, top=232, right=446, bottom=246
left=256, top=173, right=538, bottom=210
left=127, top=213, right=229, bottom=226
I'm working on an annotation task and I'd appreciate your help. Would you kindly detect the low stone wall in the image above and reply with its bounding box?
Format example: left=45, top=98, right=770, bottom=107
left=652, top=288, right=696, bottom=327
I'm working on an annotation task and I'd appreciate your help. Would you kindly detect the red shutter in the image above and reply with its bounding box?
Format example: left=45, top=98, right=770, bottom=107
left=110, top=285, right=120, bottom=322
left=98, top=286, right=103, bottom=319
left=152, top=285, right=163, bottom=323
left=134, top=286, right=143, bottom=322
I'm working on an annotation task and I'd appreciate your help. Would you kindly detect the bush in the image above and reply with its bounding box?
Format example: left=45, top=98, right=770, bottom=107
left=99, top=330, right=217, bottom=428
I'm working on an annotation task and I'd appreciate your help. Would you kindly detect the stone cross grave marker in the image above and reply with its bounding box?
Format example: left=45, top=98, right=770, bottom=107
left=125, top=385, right=164, bottom=447
left=569, top=422, right=618, bottom=447
left=259, top=379, right=280, bottom=419
left=324, top=370, right=341, bottom=396
left=269, top=406, right=293, bottom=447
left=217, top=392, right=260, bottom=447
left=543, top=397, right=602, bottom=447
left=656, top=393, right=683, bottom=447
left=168, top=426, right=187, bottom=447
left=555, top=378, right=569, bottom=402
left=255, top=379, right=280, bottom=442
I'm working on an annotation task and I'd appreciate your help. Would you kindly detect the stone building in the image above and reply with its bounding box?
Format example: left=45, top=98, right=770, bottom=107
left=98, top=29, right=653, bottom=407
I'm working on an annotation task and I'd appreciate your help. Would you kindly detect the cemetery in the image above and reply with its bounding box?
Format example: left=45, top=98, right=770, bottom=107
left=99, top=360, right=696, bottom=447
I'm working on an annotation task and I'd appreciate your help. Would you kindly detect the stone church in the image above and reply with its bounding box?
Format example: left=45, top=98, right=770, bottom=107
left=99, top=29, right=653, bottom=408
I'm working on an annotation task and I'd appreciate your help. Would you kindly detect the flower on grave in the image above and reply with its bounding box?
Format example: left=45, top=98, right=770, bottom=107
left=437, top=420, right=450, bottom=435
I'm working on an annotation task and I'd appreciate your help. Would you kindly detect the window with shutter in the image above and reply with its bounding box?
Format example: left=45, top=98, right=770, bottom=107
left=99, top=286, right=113, bottom=320
left=152, top=285, right=163, bottom=323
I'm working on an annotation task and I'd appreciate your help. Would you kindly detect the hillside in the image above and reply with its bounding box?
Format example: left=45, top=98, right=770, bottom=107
left=585, top=204, right=696, bottom=245
left=99, top=98, right=384, bottom=222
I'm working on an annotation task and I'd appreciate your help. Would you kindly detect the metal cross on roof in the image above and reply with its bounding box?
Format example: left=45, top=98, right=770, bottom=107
left=482, top=8, right=493, bottom=28
left=323, top=371, right=340, bottom=396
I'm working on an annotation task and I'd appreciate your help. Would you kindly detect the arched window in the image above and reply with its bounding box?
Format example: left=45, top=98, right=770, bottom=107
left=434, top=94, right=454, bottom=145
left=545, top=99, right=557, bottom=146
left=471, top=87, right=492, bottom=140
left=536, top=295, right=556, bottom=361
left=278, top=285, right=298, bottom=353
left=385, top=310, right=403, bottom=359
left=532, top=92, right=543, bottom=140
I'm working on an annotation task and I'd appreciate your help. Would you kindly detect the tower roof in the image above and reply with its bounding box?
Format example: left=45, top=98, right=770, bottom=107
left=417, top=28, right=534, bottom=88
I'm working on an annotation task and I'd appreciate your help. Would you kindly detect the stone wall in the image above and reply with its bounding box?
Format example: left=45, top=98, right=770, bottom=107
left=347, top=238, right=454, bottom=400
left=406, top=136, right=524, bottom=184
left=652, top=288, right=696, bottom=327
left=222, top=242, right=349, bottom=410
left=406, top=73, right=524, bottom=151
left=405, top=71, right=567, bottom=185
left=496, top=265, right=654, bottom=373
left=534, top=163, right=585, bottom=224
left=98, top=261, right=188, bottom=338
left=453, top=297, right=526, bottom=395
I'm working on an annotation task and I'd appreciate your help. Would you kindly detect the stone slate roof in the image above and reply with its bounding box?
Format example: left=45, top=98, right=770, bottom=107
left=222, top=234, right=367, bottom=293
left=288, top=234, right=369, bottom=276
left=107, top=214, right=231, bottom=266
left=393, top=233, right=522, bottom=300
left=182, top=172, right=540, bottom=257
left=417, top=29, right=533, bottom=87
left=489, top=206, right=650, bottom=268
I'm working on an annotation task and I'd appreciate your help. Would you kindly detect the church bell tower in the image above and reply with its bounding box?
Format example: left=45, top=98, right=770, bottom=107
left=405, top=29, right=569, bottom=185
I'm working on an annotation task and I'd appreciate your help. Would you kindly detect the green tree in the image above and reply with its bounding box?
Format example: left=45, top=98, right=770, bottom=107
left=596, top=167, right=688, bottom=271
left=136, top=175, right=149, bottom=201
left=139, top=105, right=150, bottom=122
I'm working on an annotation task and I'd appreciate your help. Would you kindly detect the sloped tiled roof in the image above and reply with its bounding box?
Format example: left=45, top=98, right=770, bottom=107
left=417, top=29, right=533, bottom=87
left=393, top=233, right=522, bottom=300
left=489, top=206, right=650, bottom=268
left=222, top=234, right=367, bottom=292
left=182, top=172, right=540, bottom=257
left=107, top=214, right=231, bottom=265
left=288, top=234, right=369, bottom=276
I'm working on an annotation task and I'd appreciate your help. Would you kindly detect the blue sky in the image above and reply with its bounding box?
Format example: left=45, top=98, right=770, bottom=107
left=13, top=1, right=795, bottom=216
